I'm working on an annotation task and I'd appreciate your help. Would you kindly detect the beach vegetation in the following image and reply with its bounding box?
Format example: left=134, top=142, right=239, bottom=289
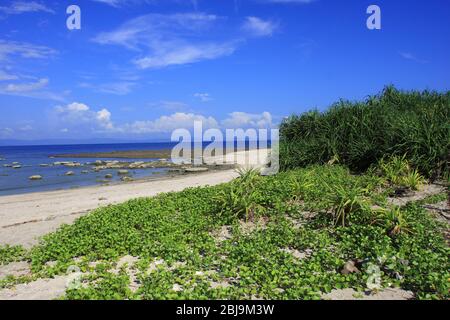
left=22, top=165, right=448, bottom=300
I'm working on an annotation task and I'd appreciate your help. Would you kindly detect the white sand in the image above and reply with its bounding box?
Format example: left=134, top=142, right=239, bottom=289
left=0, top=149, right=270, bottom=248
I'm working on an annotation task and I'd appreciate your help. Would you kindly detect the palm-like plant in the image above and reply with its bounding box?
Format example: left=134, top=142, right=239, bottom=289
left=214, top=167, right=264, bottom=221
left=322, top=180, right=370, bottom=227
left=373, top=207, right=412, bottom=236
left=401, top=169, right=426, bottom=190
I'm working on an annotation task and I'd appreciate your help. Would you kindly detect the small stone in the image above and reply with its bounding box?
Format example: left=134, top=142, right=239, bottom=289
left=29, top=175, right=43, bottom=180
left=172, top=284, right=183, bottom=292
left=105, top=174, right=113, bottom=179
left=118, top=169, right=129, bottom=175
left=210, top=281, right=230, bottom=289
left=341, top=260, right=360, bottom=275
left=45, top=261, right=57, bottom=267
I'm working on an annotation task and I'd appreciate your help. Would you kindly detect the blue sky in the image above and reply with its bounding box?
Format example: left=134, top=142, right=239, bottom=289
left=0, top=0, right=449, bottom=142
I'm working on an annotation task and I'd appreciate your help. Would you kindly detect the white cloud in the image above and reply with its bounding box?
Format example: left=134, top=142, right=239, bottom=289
left=124, top=112, right=219, bottom=133
left=64, top=102, right=89, bottom=112
left=134, top=43, right=237, bottom=69
left=51, top=103, right=274, bottom=136
left=148, top=101, right=190, bottom=112
left=0, top=127, right=14, bottom=138
left=221, top=111, right=273, bottom=129
left=0, top=40, right=57, bottom=62
left=3, top=78, right=48, bottom=93
left=96, top=108, right=114, bottom=129
left=399, top=52, right=428, bottom=64
left=0, top=70, right=18, bottom=81
left=93, top=13, right=239, bottom=69
left=54, top=102, right=114, bottom=131
left=242, top=17, right=278, bottom=37
left=257, top=0, right=316, bottom=4
left=0, top=77, right=65, bottom=101
left=0, top=1, right=55, bottom=14
left=79, top=81, right=136, bottom=95
left=91, top=0, right=199, bottom=8
left=194, top=93, right=212, bottom=102
left=19, top=125, right=33, bottom=131
left=91, top=0, right=124, bottom=7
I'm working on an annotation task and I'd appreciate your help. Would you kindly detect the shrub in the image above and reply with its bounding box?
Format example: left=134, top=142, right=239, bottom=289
left=280, top=86, right=450, bottom=178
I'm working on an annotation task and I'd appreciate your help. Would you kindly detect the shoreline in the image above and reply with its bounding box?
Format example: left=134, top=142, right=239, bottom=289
left=1, top=146, right=267, bottom=197
left=0, top=169, right=239, bottom=248
left=0, top=148, right=270, bottom=248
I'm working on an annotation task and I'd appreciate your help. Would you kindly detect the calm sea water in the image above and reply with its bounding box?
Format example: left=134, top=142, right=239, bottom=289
left=0, top=142, right=180, bottom=196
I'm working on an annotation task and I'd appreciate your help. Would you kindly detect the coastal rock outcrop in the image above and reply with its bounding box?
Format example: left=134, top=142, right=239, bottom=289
left=92, top=160, right=178, bottom=171
left=63, top=162, right=82, bottom=167
left=185, top=167, right=209, bottom=173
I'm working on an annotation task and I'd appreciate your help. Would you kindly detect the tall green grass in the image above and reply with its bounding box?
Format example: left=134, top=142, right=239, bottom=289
left=280, top=86, right=450, bottom=178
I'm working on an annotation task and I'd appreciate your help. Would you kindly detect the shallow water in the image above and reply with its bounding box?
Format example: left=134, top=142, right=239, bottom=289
left=0, top=143, right=177, bottom=196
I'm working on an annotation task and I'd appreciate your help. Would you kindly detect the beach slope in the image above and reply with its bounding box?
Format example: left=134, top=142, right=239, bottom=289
left=0, top=169, right=239, bottom=248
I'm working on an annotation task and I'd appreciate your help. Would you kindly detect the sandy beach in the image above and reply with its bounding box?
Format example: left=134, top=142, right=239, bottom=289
left=0, top=148, right=270, bottom=248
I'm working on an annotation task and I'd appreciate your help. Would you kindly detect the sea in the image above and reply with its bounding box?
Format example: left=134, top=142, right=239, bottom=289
left=0, top=141, right=268, bottom=196
left=0, top=142, right=181, bottom=196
